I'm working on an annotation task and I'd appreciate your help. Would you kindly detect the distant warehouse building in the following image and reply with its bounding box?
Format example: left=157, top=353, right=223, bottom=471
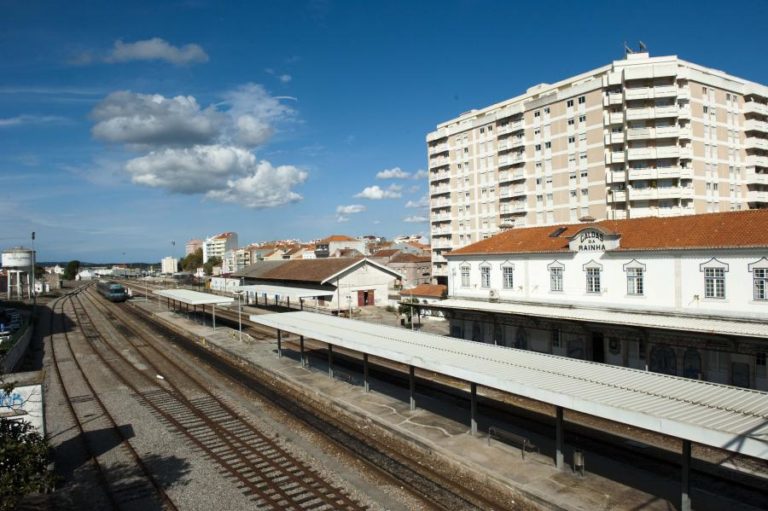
left=426, top=209, right=768, bottom=390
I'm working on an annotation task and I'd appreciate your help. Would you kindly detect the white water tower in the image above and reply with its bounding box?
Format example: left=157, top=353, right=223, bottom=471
left=2, top=247, right=36, bottom=300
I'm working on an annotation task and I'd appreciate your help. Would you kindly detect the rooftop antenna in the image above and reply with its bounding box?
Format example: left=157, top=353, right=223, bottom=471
left=624, top=41, right=634, bottom=57
left=638, top=40, right=647, bottom=53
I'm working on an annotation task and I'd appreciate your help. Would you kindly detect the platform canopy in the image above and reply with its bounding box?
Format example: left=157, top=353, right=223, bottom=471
left=153, top=289, right=234, bottom=306
left=433, top=298, right=768, bottom=339
left=237, top=284, right=334, bottom=301
left=250, top=311, right=768, bottom=460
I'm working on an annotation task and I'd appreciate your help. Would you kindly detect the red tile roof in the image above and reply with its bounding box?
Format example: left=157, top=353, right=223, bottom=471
left=390, top=253, right=431, bottom=263
left=401, top=284, right=447, bottom=299
left=320, top=234, right=358, bottom=243
left=448, top=210, right=768, bottom=256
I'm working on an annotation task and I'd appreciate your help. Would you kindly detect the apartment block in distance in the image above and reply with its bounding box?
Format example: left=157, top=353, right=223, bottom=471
left=202, top=232, right=238, bottom=263
left=427, top=51, right=768, bottom=284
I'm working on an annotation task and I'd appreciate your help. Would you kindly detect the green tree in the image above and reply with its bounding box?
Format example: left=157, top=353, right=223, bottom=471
left=181, top=248, right=203, bottom=272
left=0, top=380, right=54, bottom=510
left=62, top=260, right=80, bottom=280
left=203, top=256, right=222, bottom=276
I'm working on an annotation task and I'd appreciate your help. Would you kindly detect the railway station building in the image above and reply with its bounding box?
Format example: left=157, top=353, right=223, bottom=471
left=233, top=257, right=401, bottom=312
left=424, top=209, right=768, bottom=390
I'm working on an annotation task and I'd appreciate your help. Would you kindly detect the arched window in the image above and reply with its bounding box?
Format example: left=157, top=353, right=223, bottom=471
left=683, top=348, right=701, bottom=379
left=650, top=345, right=677, bottom=375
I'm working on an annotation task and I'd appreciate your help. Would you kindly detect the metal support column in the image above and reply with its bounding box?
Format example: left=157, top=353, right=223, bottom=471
left=363, top=353, right=370, bottom=392
left=300, top=298, right=304, bottom=311
left=470, top=382, right=478, bottom=435
left=328, top=344, right=334, bottom=378
left=299, top=335, right=306, bottom=367
left=555, top=406, right=564, bottom=469
left=681, top=440, right=691, bottom=511
left=277, top=329, right=282, bottom=358
left=212, top=304, right=216, bottom=330
left=409, top=365, right=415, bottom=410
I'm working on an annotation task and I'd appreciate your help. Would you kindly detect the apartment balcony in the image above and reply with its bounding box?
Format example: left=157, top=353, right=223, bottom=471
left=609, top=189, right=627, bottom=201
left=627, top=147, right=654, bottom=160
left=610, top=209, right=629, bottom=219
left=605, top=132, right=625, bottom=144
left=603, top=93, right=623, bottom=106
left=509, top=137, right=526, bottom=149
left=679, top=147, right=693, bottom=159
left=430, top=185, right=451, bottom=197
left=499, top=153, right=526, bottom=166
left=678, top=126, right=692, bottom=139
left=744, top=102, right=768, bottom=117
left=748, top=190, right=768, bottom=203
left=626, top=128, right=651, bottom=140
left=677, top=88, right=691, bottom=101
left=428, top=142, right=449, bottom=155
left=626, top=108, right=653, bottom=121
left=745, top=170, right=768, bottom=186
left=624, top=85, right=677, bottom=101
left=747, top=155, right=768, bottom=168
left=655, top=125, right=679, bottom=138
left=431, top=228, right=452, bottom=237
left=678, top=106, right=692, bottom=119
left=656, top=146, right=680, bottom=158
left=745, top=119, right=768, bottom=134
left=429, top=170, right=450, bottom=182
left=429, top=157, right=450, bottom=169
left=499, top=185, right=527, bottom=199
left=432, top=266, right=448, bottom=277
left=655, top=105, right=679, bottom=118
left=626, top=186, right=693, bottom=201
left=745, top=137, right=768, bottom=151
left=430, top=199, right=450, bottom=209
left=606, top=151, right=625, bottom=164
left=607, top=170, right=626, bottom=183
left=426, top=128, right=448, bottom=143
left=607, top=112, right=624, bottom=124
left=431, top=213, right=451, bottom=222
left=432, top=254, right=447, bottom=264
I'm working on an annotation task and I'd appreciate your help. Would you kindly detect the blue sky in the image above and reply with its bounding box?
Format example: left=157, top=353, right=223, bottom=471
left=1, top=0, right=767, bottom=263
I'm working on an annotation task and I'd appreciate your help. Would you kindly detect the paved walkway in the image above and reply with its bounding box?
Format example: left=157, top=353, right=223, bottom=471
left=139, top=301, right=761, bottom=511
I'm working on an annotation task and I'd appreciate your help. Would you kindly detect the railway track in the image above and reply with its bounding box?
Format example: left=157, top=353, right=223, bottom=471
left=75, top=287, right=367, bottom=510
left=48, top=285, right=177, bottom=510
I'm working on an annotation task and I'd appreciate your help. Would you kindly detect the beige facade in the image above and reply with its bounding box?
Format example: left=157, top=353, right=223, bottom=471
left=427, top=52, right=768, bottom=283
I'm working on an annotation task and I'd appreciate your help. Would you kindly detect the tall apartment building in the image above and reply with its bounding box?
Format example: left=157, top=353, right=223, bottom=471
left=427, top=52, right=768, bottom=284
left=202, top=232, right=238, bottom=263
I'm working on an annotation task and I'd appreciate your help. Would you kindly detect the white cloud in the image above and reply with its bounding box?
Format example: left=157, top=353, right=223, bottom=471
left=376, top=167, right=410, bottom=179
left=105, top=38, right=208, bottom=65
left=91, top=91, right=221, bottom=148
left=279, top=74, right=292, bottom=83
left=336, top=204, right=366, bottom=215
left=205, top=161, right=307, bottom=209
left=354, top=184, right=402, bottom=200
left=124, top=145, right=305, bottom=207
left=0, top=115, right=67, bottom=127
left=91, top=84, right=303, bottom=208
left=405, top=195, right=429, bottom=208
left=222, top=83, right=296, bottom=147
left=412, top=169, right=428, bottom=179
left=403, top=215, right=429, bottom=223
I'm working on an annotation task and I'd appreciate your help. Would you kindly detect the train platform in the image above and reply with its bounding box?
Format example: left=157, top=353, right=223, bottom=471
left=137, top=302, right=763, bottom=511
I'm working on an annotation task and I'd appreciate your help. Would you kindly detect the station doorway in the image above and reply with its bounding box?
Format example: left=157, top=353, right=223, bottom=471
left=357, top=289, right=375, bottom=306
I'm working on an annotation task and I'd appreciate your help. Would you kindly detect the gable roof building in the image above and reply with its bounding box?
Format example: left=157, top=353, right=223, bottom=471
left=429, top=209, right=768, bottom=390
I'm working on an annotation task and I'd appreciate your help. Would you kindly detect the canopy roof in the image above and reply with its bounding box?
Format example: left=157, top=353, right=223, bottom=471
left=154, top=289, right=234, bottom=306
left=250, top=311, right=768, bottom=460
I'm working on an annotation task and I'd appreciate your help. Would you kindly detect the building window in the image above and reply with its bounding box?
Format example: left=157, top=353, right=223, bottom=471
left=566, top=99, right=574, bottom=107
left=480, top=266, right=490, bottom=288
left=704, top=267, right=725, bottom=298
left=627, top=268, right=644, bottom=295
left=579, top=115, right=586, bottom=122
left=578, top=96, right=586, bottom=104
left=567, top=118, right=575, bottom=125
left=550, top=267, right=563, bottom=292
left=586, top=268, right=601, bottom=293
left=503, top=267, right=514, bottom=289
left=461, top=265, right=470, bottom=287
left=754, top=268, right=768, bottom=300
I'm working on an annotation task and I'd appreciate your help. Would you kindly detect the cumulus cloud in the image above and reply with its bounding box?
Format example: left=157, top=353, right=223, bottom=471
left=405, top=195, right=429, bottom=208
left=403, top=215, right=429, bottom=223
left=354, top=184, right=402, bottom=200
left=412, top=169, right=428, bottom=179
left=91, top=84, right=305, bottom=208
left=279, top=74, right=292, bottom=83
left=335, top=204, right=366, bottom=223
left=106, top=38, right=208, bottom=65
left=125, top=145, right=306, bottom=208
left=376, top=167, right=410, bottom=179
left=91, top=91, right=221, bottom=148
